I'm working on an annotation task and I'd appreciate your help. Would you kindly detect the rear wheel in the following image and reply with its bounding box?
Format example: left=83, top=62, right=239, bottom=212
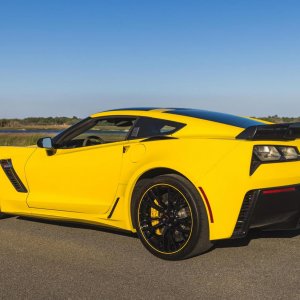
left=132, top=174, right=212, bottom=260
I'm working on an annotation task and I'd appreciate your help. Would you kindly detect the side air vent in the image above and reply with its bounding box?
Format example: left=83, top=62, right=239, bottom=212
left=0, top=159, right=28, bottom=193
left=232, top=191, right=258, bottom=238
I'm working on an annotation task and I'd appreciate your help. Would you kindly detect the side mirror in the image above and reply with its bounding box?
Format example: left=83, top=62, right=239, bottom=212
left=37, top=137, right=54, bottom=150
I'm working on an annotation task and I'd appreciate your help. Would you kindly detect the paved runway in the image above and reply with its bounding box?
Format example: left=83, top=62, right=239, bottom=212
left=0, top=216, right=299, bottom=299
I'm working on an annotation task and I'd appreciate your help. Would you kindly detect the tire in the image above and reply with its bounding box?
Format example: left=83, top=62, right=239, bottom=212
left=0, top=213, right=6, bottom=219
left=132, top=174, right=212, bottom=260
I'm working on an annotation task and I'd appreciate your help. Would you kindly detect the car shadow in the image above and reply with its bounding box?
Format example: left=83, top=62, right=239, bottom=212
left=214, top=228, right=300, bottom=249
left=16, top=216, right=138, bottom=239
left=12, top=216, right=300, bottom=249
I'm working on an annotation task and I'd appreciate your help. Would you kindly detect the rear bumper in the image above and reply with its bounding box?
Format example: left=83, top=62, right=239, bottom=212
left=232, top=184, right=300, bottom=238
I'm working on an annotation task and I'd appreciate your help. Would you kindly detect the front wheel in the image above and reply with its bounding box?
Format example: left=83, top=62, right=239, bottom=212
left=132, top=174, right=212, bottom=260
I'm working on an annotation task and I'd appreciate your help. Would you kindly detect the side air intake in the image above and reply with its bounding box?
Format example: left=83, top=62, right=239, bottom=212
left=232, top=191, right=258, bottom=238
left=0, top=159, right=28, bottom=193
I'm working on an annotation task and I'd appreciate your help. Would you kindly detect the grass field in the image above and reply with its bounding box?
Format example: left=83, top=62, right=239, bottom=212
left=0, top=134, right=55, bottom=146
left=0, top=133, right=121, bottom=146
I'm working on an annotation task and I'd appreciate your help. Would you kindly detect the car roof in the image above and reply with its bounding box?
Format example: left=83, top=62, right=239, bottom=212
left=91, top=107, right=265, bottom=129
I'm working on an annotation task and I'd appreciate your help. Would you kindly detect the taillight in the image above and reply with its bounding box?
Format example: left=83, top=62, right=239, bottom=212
left=250, top=145, right=300, bottom=175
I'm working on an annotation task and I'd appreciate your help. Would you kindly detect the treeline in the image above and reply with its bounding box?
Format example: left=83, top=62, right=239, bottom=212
left=258, top=115, right=300, bottom=123
left=0, top=116, right=81, bottom=128
left=0, top=115, right=299, bottom=128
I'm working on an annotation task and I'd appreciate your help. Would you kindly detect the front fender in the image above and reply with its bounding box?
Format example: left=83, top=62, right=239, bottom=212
left=0, top=146, right=36, bottom=212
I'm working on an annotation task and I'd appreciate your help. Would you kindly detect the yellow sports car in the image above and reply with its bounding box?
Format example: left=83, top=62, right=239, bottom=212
left=0, top=108, right=300, bottom=260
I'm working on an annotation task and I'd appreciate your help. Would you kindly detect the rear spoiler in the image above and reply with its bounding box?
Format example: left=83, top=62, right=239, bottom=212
left=236, top=122, right=300, bottom=141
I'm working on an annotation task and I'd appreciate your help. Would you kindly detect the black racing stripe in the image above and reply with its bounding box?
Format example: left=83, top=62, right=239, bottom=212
left=106, top=107, right=160, bottom=112
left=166, top=109, right=264, bottom=128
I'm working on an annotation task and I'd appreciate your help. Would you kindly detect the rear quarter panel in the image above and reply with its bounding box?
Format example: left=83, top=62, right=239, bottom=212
left=120, top=138, right=300, bottom=240
left=120, top=138, right=242, bottom=237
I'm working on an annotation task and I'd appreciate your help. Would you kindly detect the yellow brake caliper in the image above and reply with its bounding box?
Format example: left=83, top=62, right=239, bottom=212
left=151, top=199, right=163, bottom=235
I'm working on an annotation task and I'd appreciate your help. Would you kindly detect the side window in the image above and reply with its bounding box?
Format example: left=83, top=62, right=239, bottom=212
left=128, top=117, right=185, bottom=139
left=55, top=117, right=136, bottom=148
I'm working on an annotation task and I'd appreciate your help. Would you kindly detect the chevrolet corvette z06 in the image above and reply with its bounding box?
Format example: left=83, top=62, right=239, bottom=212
left=0, top=107, right=299, bottom=260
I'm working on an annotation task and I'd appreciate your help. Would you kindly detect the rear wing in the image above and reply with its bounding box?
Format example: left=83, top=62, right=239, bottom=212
left=236, top=122, right=300, bottom=141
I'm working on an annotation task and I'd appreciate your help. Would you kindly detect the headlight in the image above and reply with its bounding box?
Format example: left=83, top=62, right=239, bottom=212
left=251, top=145, right=300, bottom=175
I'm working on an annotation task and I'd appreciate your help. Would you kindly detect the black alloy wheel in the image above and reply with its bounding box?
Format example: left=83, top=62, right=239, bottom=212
left=138, top=184, right=193, bottom=254
left=132, top=174, right=212, bottom=260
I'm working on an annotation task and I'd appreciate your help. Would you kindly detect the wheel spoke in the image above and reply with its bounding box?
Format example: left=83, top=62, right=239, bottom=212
left=138, top=183, right=193, bottom=254
left=177, top=216, right=191, bottom=225
left=153, top=222, right=165, bottom=230
left=169, top=229, right=178, bottom=251
left=176, top=225, right=190, bottom=234
left=162, top=228, right=169, bottom=251
left=177, top=203, right=188, bottom=211
left=166, top=189, right=173, bottom=210
left=150, top=188, right=167, bottom=209
left=147, top=194, right=164, bottom=212
left=150, top=217, right=160, bottom=221
left=163, top=228, right=177, bottom=252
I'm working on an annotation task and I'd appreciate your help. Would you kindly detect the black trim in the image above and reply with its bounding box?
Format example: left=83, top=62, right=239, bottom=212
left=128, top=117, right=185, bottom=140
left=53, top=116, right=138, bottom=148
left=165, top=109, right=264, bottom=128
left=0, top=159, right=28, bottom=193
left=108, top=198, right=120, bottom=219
left=250, top=152, right=261, bottom=176
left=236, top=122, right=300, bottom=141
left=52, top=117, right=92, bottom=146
left=141, top=136, right=177, bottom=142
left=250, top=186, right=300, bottom=230
left=232, top=184, right=300, bottom=238
left=103, top=108, right=265, bottom=129
left=232, top=191, right=259, bottom=238
left=125, top=117, right=140, bottom=140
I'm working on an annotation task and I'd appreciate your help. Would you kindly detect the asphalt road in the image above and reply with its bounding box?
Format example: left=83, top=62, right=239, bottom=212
left=0, top=216, right=299, bottom=299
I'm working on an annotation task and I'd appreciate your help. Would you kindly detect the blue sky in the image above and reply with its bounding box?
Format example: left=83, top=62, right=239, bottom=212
left=0, top=0, right=299, bottom=118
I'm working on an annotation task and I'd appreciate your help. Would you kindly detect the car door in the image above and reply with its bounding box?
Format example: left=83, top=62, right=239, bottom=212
left=25, top=116, right=136, bottom=215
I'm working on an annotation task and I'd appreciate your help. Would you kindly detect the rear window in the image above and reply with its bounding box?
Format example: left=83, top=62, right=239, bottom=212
left=166, top=109, right=264, bottom=128
left=128, top=117, right=185, bottom=139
